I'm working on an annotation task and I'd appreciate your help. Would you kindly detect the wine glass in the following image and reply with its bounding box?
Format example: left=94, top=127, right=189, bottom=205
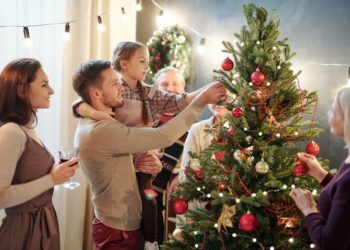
left=59, top=146, right=80, bottom=190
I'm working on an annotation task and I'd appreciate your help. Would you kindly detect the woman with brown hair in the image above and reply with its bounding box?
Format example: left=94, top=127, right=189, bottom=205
left=0, top=58, right=79, bottom=249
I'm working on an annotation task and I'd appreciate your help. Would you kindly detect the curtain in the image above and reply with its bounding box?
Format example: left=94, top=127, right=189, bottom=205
left=0, top=0, right=136, bottom=249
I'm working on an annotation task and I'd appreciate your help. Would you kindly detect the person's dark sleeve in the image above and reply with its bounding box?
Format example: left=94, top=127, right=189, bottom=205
left=304, top=175, right=350, bottom=250
left=320, top=172, right=334, bottom=187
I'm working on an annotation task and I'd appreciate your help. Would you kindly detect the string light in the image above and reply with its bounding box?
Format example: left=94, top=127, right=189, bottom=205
left=97, top=16, right=106, bottom=32
left=348, top=66, right=350, bottom=85
left=156, top=10, right=164, bottom=27
left=136, top=0, right=142, bottom=12
left=197, top=38, right=205, bottom=54
left=121, top=7, right=128, bottom=22
left=23, top=26, right=32, bottom=48
left=62, top=22, right=71, bottom=41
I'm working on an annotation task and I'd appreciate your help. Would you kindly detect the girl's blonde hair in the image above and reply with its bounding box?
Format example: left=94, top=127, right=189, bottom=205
left=335, top=86, right=350, bottom=145
left=112, top=41, right=149, bottom=125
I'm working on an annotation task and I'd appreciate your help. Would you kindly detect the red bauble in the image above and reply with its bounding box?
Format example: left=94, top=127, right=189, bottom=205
left=221, top=57, right=234, bottom=71
left=239, top=213, right=259, bottom=232
left=293, top=162, right=309, bottom=177
left=215, top=151, right=225, bottom=162
left=251, top=71, right=265, bottom=86
left=306, top=141, right=320, bottom=156
left=232, top=107, right=243, bottom=118
left=172, top=198, right=188, bottom=215
left=194, top=168, right=205, bottom=180
left=217, top=137, right=227, bottom=144
left=227, top=127, right=235, bottom=136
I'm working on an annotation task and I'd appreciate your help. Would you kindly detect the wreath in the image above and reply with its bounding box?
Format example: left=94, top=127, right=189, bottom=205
left=146, top=25, right=192, bottom=83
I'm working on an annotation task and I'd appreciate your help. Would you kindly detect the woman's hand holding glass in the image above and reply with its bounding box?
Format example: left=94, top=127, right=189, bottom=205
left=50, top=157, right=79, bottom=185
left=58, top=146, right=80, bottom=189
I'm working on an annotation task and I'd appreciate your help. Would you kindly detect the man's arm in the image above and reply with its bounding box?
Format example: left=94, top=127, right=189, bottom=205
left=88, top=82, right=226, bottom=155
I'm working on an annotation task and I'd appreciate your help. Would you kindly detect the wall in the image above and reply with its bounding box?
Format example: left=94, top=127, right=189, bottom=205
left=137, top=0, right=350, bottom=168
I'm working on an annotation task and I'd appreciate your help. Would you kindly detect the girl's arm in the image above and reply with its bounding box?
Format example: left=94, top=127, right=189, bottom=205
left=72, top=99, right=115, bottom=121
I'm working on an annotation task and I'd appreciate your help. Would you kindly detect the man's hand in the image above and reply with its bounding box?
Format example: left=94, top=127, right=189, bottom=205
left=134, top=152, right=162, bottom=175
left=196, top=82, right=227, bottom=106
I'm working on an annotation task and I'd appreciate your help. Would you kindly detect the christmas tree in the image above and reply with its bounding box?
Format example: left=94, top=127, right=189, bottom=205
left=164, top=4, right=328, bottom=250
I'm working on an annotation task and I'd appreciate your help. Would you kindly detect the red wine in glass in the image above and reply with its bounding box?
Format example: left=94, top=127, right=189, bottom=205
left=59, top=158, right=69, bottom=164
left=59, top=146, right=80, bottom=189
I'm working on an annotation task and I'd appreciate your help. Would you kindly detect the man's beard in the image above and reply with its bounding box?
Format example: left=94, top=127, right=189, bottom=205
left=102, top=92, right=124, bottom=108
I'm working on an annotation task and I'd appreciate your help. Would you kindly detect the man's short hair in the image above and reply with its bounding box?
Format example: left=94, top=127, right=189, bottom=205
left=72, top=60, right=111, bottom=104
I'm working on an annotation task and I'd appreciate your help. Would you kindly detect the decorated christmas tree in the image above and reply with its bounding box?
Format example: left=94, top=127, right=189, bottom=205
left=146, top=25, right=192, bottom=83
left=164, top=4, right=328, bottom=250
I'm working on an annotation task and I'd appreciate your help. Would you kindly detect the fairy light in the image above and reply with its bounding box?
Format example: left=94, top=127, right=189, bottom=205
left=235, top=198, right=240, bottom=203
left=289, top=238, right=294, bottom=243
left=232, top=233, right=237, bottom=237
left=194, top=231, right=198, bottom=235
left=252, top=238, right=257, bottom=242
left=219, top=192, right=224, bottom=197
left=121, top=7, right=128, bottom=22
left=197, top=38, right=205, bottom=54
left=197, top=187, right=201, bottom=191
left=97, top=16, right=106, bottom=32
left=214, top=223, right=218, bottom=228
left=23, top=26, right=32, bottom=48
left=136, top=0, right=142, bottom=11
left=207, top=193, right=211, bottom=198
left=312, top=189, right=317, bottom=195
left=195, top=243, right=199, bottom=248
left=62, top=22, right=71, bottom=41
left=310, top=243, right=316, bottom=248
left=156, top=10, right=164, bottom=26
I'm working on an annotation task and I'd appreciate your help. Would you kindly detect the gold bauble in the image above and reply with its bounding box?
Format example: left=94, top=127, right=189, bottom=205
left=255, top=160, right=269, bottom=174
left=172, top=228, right=185, bottom=242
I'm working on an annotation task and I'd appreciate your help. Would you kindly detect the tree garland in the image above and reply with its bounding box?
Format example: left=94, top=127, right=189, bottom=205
left=146, top=25, right=192, bottom=84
